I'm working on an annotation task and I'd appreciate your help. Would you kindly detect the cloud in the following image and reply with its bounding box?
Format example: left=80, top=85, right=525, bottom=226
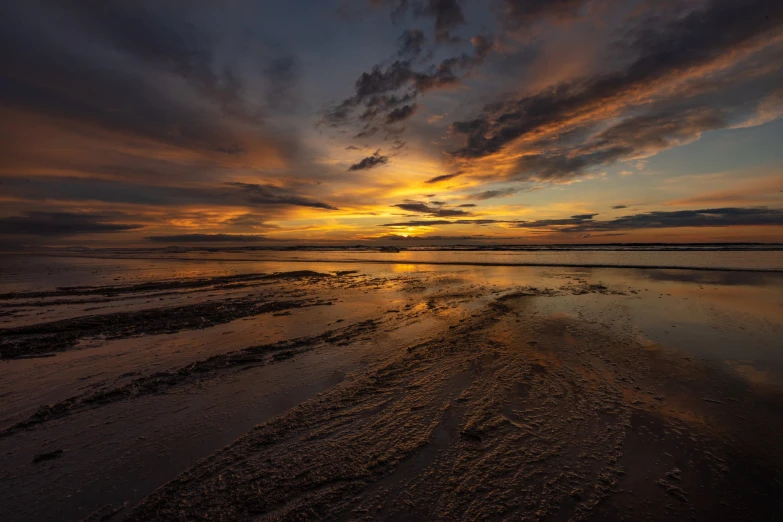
left=380, top=219, right=504, bottom=227
left=225, top=182, right=339, bottom=210
left=57, top=1, right=251, bottom=117
left=425, top=171, right=463, bottom=183
left=502, top=0, right=592, bottom=29
left=145, top=233, right=265, bottom=243
left=513, top=207, right=783, bottom=232
left=393, top=202, right=472, bottom=217
left=222, top=214, right=279, bottom=229
left=450, top=0, right=783, bottom=178
left=470, top=35, right=494, bottom=59
left=375, top=1, right=466, bottom=43
left=381, top=219, right=454, bottom=227
left=263, top=55, right=302, bottom=112
left=0, top=2, right=295, bottom=166
left=327, top=56, right=475, bottom=126
left=0, top=176, right=339, bottom=213
left=466, top=187, right=520, bottom=200
left=458, top=203, right=477, bottom=207
left=348, top=151, right=389, bottom=171
left=386, top=103, right=419, bottom=123
left=667, top=176, right=783, bottom=207
left=381, top=234, right=489, bottom=241
left=419, top=0, right=466, bottom=43
left=379, top=207, right=783, bottom=231
left=513, top=213, right=599, bottom=229
left=0, top=212, right=142, bottom=237
left=324, top=16, right=493, bottom=139
left=398, top=28, right=427, bottom=58
left=611, top=205, right=628, bottom=209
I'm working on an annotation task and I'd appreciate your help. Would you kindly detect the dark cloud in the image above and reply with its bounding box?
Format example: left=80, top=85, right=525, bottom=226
left=466, top=187, right=520, bottom=200
left=355, top=126, right=380, bottom=139
left=1, top=176, right=196, bottom=206
left=333, top=61, right=418, bottom=112
left=513, top=108, right=726, bottom=181
left=381, top=219, right=454, bottom=227
left=393, top=202, right=472, bottom=217
left=345, top=145, right=361, bottom=150
left=514, top=213, right=599, bottom=228
left=380, top=219, right=504, bottom=227
left=0, top=44, right=237, bottom=156
left=0, top=3, right=292, bottom=158
left=398, top=28, right=427, bottom=58
left=56, top=0, right=251, bottom=117
left=216, top=145, right=246, bottom=155
left=146, top=234, right=265, bottom=243
left=373, top=0, right=466, bottom=43
left=381, top=234, right=489, bottom=240
left=263, top=55, right=301, bottom=112
left=458, top=203, right=477, bottom=207
left=379, top=207, right=783, bottom=231
left=327, top=57, right=467, bottom=124
left=0, top=212, right=142, bottom=237
left=513, top=207, right=783, bottom=232
left=425, top=171, right=463, bottom=183
left=386, top=103, right=418, bottom=123
left=470, top=35, right=494, bottom=59
left=225, top=182, right=339, bottom=210
left=502, top=0, right=591, bottom=28
left=451, top=0, right=783, bottom=166
left=0, top=176, right=338, bottom=212
left=222, top=214, right=279, bottom=229
left=419, top=0, right=466, bottom=43
left=586, top=207, right=783, bottom=231
left=348, top=151, right=389, bottom=171
left=325, top=23, right=492, bottom=138
left=611, top=205, right=628, bottom=209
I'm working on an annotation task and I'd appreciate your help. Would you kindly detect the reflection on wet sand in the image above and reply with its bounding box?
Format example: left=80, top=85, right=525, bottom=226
left=0, top=256, right=782, bottom=521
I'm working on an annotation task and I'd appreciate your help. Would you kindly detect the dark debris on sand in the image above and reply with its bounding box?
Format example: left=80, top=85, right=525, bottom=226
left=1, top=319, right=382, bottom=437
left=0, top=297, right=334, bottom=359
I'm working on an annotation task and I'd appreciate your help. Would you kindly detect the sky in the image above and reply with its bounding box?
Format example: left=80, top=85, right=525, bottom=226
left=1, top=0, right=782, bottom=247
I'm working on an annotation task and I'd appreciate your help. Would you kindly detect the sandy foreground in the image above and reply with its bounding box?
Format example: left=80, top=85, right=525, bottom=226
left=1, top=258, right=783, bottom=521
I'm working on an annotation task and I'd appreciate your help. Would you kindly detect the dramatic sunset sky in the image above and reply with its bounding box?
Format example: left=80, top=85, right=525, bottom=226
left=1, top=0, right=782, bottom=246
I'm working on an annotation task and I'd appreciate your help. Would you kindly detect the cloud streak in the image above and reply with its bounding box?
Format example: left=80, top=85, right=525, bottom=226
left=466, top=187, right=521, bottom=200
left=425, top=172, right=463, bottom=183
left=0, top=212, right=143, bottom=237
left=225, top=183, right=339, bottom=210
left=348, top=151, right=390, bottom=171
left=393, top=202, right=472, bottom=217
left=379, top=208, right=783, bottom=232
left=513, top=208, right=783, bottom=232
left=146, top=234, right=265, bottom=243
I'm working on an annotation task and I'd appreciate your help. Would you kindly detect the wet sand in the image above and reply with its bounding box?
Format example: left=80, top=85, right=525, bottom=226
left=1, top=256, right=782, bottom=521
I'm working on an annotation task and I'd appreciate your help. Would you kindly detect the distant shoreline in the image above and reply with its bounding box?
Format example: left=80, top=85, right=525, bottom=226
left=3, top=242, right=783, bottom=255
left=4, top=252, right=783, bottom=273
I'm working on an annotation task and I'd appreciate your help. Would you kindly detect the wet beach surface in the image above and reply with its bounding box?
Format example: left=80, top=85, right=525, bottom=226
left=1, top=255, right=783, bottom=521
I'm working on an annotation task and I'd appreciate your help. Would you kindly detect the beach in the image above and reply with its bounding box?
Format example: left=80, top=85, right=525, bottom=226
left=1, top=252, right=783, bottom=521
